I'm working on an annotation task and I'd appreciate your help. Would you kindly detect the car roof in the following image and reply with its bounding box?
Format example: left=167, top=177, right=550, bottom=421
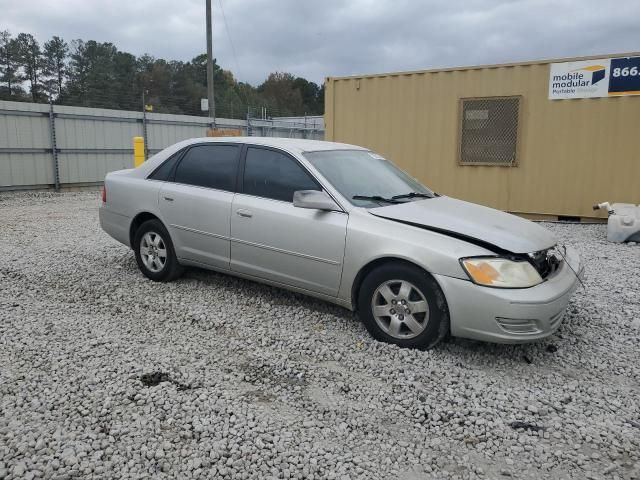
left=180, top=137, right=368, bottom=154
left=132, top=136, right=371, bottom=180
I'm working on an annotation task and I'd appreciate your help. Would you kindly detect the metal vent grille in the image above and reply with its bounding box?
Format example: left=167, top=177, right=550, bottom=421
left=459, top=96, right=521, bottom=166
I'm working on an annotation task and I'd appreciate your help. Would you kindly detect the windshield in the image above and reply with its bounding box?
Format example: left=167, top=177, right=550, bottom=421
left=304, top=149, right=434, bottom=207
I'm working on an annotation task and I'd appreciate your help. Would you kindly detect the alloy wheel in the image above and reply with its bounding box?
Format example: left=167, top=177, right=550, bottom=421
left=140, top=231, right=167, bottom=273
left=371, top=279, right=430, bottom=339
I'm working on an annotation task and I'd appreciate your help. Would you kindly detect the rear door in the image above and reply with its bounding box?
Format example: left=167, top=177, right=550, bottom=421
left=158, top=143, right=240, bottom=269
left=230, top=146, right=348, bottom=296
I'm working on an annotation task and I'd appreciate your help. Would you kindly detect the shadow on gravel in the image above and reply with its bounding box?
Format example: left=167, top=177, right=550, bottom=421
left=139, top=371, right=193, bottom=391
left=128, top=264, right=569, bottom=367
left=443, top=335, right=563, bottom=366
left=509, top=421, right=545, bottom=432
left=185, top=266, right=355, bottom=319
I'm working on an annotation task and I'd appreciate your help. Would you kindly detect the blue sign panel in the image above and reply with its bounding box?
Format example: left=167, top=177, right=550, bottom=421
left=608, top=57, right=640, bottom=96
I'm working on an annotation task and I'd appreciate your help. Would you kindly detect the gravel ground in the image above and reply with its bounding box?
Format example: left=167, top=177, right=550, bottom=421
left=0, top=191, right=638, bottom=480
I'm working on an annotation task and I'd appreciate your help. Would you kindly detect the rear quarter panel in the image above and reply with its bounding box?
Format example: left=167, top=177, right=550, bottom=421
left=102, top=170, right=163, bottom=247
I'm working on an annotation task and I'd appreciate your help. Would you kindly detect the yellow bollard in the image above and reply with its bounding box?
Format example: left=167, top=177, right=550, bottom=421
left=133, top=136, right=145, bottom=167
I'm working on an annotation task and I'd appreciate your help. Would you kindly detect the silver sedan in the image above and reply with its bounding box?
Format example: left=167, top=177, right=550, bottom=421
left=99, top=137, right=584, bottom=349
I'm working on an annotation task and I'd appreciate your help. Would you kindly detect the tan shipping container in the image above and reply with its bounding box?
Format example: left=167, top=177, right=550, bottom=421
left=324, top=52, right=640, bottom=219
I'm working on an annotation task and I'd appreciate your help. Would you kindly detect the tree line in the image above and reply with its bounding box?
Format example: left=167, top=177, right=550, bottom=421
left=0, top=31, right=324, bottom=118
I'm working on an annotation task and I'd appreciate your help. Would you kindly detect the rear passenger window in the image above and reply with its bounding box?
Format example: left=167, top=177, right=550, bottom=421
left=149, top=151, right=181, bottom=181
left=243, top=147, right=319, bottom=202
left=174, top=145, right=239, bottom=191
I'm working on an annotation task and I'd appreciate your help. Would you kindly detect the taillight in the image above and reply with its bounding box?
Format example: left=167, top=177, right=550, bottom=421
left=101, top=186, right=107, bottom=203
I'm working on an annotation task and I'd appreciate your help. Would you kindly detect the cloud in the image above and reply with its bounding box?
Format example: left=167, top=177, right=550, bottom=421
left=0, top=0, right=638, bottom=85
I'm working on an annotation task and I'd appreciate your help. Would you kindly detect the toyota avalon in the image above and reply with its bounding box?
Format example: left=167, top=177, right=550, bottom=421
left=99, top=138, right=584, bottom=349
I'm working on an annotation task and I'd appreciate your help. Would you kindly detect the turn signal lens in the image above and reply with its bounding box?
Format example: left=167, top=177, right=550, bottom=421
left=101, top=186, right=106, bottom=203
left=461, top=257, right=543, bottom=288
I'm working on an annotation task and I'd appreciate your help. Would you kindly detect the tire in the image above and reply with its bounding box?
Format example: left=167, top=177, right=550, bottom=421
left=358, top=262, right=449, bottom=349
left=133, top=219, right=185, bottom=282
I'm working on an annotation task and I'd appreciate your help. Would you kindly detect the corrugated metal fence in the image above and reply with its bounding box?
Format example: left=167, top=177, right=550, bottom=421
left=0, top=100, right=324, bottom=190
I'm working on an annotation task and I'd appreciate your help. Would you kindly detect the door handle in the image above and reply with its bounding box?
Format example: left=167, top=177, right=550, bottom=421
left=236, top=209, right=253, bottom=218
left=163, top=196, right=174, bottom=202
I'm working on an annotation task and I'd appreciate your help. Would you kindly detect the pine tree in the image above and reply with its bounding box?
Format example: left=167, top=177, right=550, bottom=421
left=0, top=30, right=24, bottom=99
left=42, top=36, right=68, bottom=99
left=16, top=33, right=43, bottom=101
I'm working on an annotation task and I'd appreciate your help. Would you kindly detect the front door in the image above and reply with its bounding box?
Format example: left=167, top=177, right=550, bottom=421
left=230, top=147, right=348, bottom=297
left=158, top=143, right=241, bottom=269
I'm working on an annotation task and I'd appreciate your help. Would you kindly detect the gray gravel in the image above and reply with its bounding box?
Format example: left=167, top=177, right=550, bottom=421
left=0, top=191, right=639, bottom=480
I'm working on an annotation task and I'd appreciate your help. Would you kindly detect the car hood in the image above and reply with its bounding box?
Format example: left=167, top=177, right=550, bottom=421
left=369, top=196, right=556, bottom=254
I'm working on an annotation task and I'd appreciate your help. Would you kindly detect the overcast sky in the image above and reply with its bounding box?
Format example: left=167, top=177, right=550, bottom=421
left=1, top=0, right=638, bottom=85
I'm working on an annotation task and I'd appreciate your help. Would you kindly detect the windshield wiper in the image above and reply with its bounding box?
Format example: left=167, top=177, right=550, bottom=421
left=352, top=195, right=402, bottom=204
left=391, top=192, right=433, bottom=200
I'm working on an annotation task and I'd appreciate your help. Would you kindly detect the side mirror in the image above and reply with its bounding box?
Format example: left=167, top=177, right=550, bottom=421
left=293, top=190, right=340, bottom=211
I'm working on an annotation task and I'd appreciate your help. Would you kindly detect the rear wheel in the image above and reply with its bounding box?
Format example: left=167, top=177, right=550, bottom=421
left=358, top=262, right=449, bottom=349
left=133, top=219, right=184, bottom=282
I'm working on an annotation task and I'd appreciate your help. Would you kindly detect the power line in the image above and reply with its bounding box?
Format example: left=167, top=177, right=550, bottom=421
left=218, top=0, right=241, bottom=78
left=217, top=0, right=247, bottom=106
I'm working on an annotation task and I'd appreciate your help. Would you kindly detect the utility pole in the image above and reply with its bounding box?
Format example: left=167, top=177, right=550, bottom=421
left=206, top=0, right=216, bottom=125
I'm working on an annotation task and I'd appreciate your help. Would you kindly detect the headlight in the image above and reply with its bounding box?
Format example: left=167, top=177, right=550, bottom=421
left=460, top=257, right=543, bottom=288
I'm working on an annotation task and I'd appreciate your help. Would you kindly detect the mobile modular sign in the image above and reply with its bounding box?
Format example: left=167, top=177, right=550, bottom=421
left=549, top=56, right=640, bottom=99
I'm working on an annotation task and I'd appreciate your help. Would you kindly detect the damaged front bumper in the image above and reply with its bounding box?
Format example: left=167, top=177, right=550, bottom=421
left=435, top=246, right=584, bottom=344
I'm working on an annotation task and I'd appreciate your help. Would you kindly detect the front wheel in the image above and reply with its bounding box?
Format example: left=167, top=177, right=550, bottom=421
left=358, top=262, right=449, bottom=349
left=133, top=219, right=184, bottom=282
